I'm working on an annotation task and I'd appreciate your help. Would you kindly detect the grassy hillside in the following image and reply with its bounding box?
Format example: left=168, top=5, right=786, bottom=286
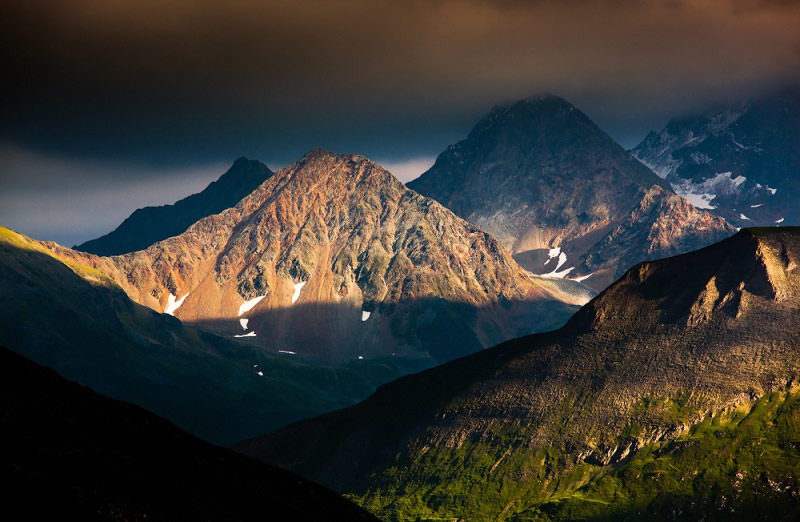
left=355, top=390, right=800, bottom=521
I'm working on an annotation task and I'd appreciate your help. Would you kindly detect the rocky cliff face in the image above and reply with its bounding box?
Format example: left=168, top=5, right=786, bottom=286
left=408, top=94, right=736, bottom=290
left=632, top=86, right=800, bottom=229
left=74, top=157, right=273, bottom=255
left=50, top=149, right=592, bottom=365
left=239, top=228, right=800, bottom=521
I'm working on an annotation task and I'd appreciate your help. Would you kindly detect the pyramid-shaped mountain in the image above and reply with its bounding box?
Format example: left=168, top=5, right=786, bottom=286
left=408, top=94, right=736, bottom=289
left=49, top=149, right=592, bottom=366
left=633, top=85, right=800, bottom=228
left=75, top=157, right=273, bottom=255
left=239, top=227, right=800, bottom=521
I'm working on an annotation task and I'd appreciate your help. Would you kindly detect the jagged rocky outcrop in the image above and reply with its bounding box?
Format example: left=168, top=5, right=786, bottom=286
left=74, top=157, right=273, bottom=255
left=238, top=228, right=800, bottom=521
left=632, top=85, right=800, bottom=228
left=50, top=149, right=592, bottom=364
left=408, top=94, right=736, bottom=290
left=1, top=347, right=379, bottom=522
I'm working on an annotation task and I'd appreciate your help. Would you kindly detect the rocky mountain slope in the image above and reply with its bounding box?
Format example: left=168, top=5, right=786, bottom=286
left=632, top=86, right=799, bottom=229
left=50, top=149, right=592, bottom=366
left=0, top=346, right=379, bottom=522
left=239, top=228, right=800, bottom=521
left=0, top=226, right=409, bottom=445
left=408, top=95, right=736, bottom=290
left=74, top=157, right=273, bottom=255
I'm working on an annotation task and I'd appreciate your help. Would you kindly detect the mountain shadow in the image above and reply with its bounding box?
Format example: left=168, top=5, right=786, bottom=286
left=183, top=294, right=582, bottom=365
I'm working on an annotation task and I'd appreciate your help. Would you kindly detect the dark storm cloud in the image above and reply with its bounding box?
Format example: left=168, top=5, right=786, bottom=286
left=2, top=0, right=799, bottom=163
left=1, top=0, right=799, bottom=245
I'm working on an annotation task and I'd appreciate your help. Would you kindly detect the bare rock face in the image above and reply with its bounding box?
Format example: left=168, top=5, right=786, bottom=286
left=50, top=149, right=592, bottom=364
left=408, top=94, right=736, bottom=290
left=573, top=185, right=739, bottom=288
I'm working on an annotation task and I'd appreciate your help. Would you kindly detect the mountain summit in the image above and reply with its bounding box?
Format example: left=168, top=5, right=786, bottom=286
left=239, top=227, right=800, bottom=521
left=52, top=149, right=592, bottom=365
left=408, top=95, right=735, bottom=289
left=74, top=157, right=273, bottom=255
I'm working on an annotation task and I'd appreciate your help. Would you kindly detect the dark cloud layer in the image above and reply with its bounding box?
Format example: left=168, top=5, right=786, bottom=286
left=3, top=0, right=799, bottom=163
left=1, top=0, right=799, bottom=244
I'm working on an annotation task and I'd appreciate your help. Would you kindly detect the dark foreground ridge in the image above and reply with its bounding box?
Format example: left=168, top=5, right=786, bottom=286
left=0, top=346, right=380, bottom=522
left=238, top=227, right=800, bottom=521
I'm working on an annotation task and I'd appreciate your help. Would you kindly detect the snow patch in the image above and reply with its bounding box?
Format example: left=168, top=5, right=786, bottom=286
left=678, top=191, right=717, bottom=210
left=740, top=214, right=750, bottom=221
left=238, top=295, right=266, bottom=316
left=239, top=318, right=249, bottom=330
left=278, top=350, right=296, bottom=355
left=361, top=310, right=371, bottom=322
left=766, top=186, right=777, bottom=195
left=554, top=252, right=567, bottom=271
left=542, top=248, right=570, bottom=277
left=545, top=247, right=561, bottom=264
left=776, top=218, right=785, bottom=224
left=291, top=281, right=306, bottom=304
left=541, top=266, right=575, bottom=279
left=672, top=171, right=746, bottom=210
left=234, top=331, right=257, bottom=338
left=257, top=371, right=264, bottom=376
left=164, top=293, right=189, bottom=315
left=572, top=273, right=594, bottom=283
left=358, top=355, right=364, bottom=360
left=750, top=204, right=763, bottom=208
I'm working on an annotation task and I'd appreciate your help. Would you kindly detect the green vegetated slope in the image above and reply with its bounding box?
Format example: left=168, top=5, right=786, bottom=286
left=238, top=227, right=800, bottom=521
left=0, top=226, right=415, bottom=445
left=359, top=390, right=800, bottom=522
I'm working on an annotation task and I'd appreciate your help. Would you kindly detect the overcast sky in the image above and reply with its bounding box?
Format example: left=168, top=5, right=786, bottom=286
left=2, top=0, right=799, bottom=246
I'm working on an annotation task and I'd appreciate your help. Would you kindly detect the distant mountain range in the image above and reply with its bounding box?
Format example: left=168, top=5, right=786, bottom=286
left=1, top=346, right=379, bottom=522
left=633, top=86, right=799, bottom=229
left=239, top=227, right=800, bottom=521
left=409, top=95, right=736, bottom=290
left=3, top=87, right=798, bottom=520
left=74, top=157, right=273, bottom=255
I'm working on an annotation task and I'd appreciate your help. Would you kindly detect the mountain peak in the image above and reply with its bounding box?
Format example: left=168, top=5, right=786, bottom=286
left=467, top=93, right=585, bottom=141
left=56, top=149, right=591, bottom=366
left=285, top=149, right=399, bottom=190
left=74, top=158, right=273, bottom=255
left=407, top=93, right=711, bottom=291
